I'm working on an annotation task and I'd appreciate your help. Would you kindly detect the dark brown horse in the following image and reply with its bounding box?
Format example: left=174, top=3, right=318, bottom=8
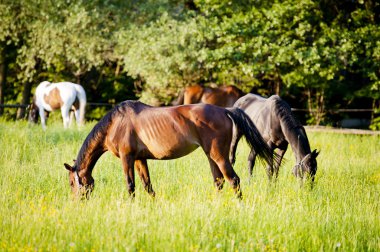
left=173, top=84, right=245, bottom=107
left=233, top=94, right=319, bottom=181
left=64, top=100, right=274, bottom=199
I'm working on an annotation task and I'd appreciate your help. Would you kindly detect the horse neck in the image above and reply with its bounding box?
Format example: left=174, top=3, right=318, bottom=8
left=76, top=129, right=107, bottom=177
left=285, top=127, right=311, bottom=163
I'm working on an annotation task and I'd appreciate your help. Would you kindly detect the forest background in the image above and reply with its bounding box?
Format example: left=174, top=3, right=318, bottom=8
left=0, top=0, right=379, bottom=129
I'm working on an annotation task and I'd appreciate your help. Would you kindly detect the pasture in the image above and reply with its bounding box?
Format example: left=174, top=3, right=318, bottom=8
left=0, top=119, right=379, bottom=251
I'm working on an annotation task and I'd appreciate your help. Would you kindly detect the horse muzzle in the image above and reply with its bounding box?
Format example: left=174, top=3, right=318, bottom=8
left=76, top=184, right=94, bottom=200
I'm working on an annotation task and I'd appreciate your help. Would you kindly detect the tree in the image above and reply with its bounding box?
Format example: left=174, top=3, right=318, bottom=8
left=0, top=0, right=379, bottom=128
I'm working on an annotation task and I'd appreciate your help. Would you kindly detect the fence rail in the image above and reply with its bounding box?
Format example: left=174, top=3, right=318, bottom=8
left=291, top=108, right=374, bottom=113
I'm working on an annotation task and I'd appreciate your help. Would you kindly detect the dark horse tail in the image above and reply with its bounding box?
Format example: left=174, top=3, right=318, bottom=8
left=226, top=107, right=274, bottom=167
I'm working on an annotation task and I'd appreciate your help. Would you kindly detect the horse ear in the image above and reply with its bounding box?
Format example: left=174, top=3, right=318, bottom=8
left=312, top=149, right=320, bottom=158
left=64, top=163, right=74, bottom=171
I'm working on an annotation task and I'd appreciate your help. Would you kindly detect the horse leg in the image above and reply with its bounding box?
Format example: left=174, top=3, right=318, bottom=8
left=69, top=110, right=74, bottom=126
left=207, top=157, right=225, bottom=191
left=121, top=154, right=136, bottom=197
left=73, top=106, right=81, bottom=126
left=61, top=106, right=70, bottom=128
left=273, top=144, right=288, bottom=178
left=265, top=142, right=275, bottom=181
left=39, top=108, right=47, bottom=130
left=135, top=159, right=155, bottom=197
left=248, top=148, right=257, bottom=177
left=211, top=157, right=242, bottom=198
left=204, top=138, right=242, bottom=198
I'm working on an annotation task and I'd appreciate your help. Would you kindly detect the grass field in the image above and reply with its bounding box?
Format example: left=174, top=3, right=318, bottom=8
left=0, top=119, right=379, bottom=251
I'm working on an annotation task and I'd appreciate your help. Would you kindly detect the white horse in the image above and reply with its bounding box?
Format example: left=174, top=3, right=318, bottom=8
left=28, top=81, right=87, bottom=130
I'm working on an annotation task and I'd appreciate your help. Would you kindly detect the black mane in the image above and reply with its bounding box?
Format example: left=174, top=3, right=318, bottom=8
left=271, top=95, right=302, bottom=131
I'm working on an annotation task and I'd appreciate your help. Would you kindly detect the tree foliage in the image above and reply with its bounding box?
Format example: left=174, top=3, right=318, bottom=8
left=0, top=0, right=379, bottom=127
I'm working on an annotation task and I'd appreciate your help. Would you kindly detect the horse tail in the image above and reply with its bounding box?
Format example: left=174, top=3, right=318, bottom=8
left=74, top=84, right=87, bottom=126
left=226, top=107, right=274, bottom=167
left=172, top=89, right=185, bottom=106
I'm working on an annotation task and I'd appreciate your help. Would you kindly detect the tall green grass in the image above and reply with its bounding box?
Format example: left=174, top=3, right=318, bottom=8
left=0, top=120, right=379, bottom=251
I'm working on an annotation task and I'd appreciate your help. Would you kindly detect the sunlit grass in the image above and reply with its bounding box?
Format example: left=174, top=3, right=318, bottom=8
left=0, top=120, right=379, bottom=251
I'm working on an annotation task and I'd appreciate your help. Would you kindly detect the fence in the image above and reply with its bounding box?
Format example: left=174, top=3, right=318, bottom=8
left=0, top=103, right=115, bottom=120
left=0, top=103, right=376, bottom=128
left=0, top=103, right=374, bottom=111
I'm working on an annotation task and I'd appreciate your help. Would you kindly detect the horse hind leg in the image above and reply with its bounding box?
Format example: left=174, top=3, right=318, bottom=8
left=135, top=159, right=155, bottom=197
left=210, top=155, right=242, bottom=199
left=73, top=107, right=81, bottom=127
left=207, top=157, right=225, bottom=191
left=61, top=106, right=71, bottom=128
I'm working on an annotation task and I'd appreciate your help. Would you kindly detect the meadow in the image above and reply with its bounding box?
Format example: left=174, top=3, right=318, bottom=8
left=0, top=119, right=379, bottom=251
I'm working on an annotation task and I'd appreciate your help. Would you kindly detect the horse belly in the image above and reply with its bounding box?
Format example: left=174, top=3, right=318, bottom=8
left=137, top=128, right=199, bottom=160
left=138, top=118, right=199, bottom=159
left=142, top=141, right=199, bottom=160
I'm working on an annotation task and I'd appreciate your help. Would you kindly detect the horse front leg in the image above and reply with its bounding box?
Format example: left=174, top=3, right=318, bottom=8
left=121, top=154, right=136, bottom=198
left=135, top=159, right=155, bottom=197
left=273, top=145, right=287, bottom=179
left=265, top=142, right=275, bottom=181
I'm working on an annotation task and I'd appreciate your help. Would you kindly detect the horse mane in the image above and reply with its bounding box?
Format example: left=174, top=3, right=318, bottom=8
left=270, top=95, right=302, bottom=131
left=271, top=95, right=311, bottom=155
left=74, top=111, right=112, bottom=170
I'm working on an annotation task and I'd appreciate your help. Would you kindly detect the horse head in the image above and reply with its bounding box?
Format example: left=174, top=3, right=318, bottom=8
left=64, top=162, right=94, bottom=199
left=292, top=149, right=319, bottom=181
left=28, top=100, right=39, bottom=124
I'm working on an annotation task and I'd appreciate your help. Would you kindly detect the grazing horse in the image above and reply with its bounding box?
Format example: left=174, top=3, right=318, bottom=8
left=28, top=81, right=87, bottom=130
left=173, top=84, right=245, bottom=107
left=64, top=100, right=274, bottom=199
left=232, top=94, right=319, bottom=181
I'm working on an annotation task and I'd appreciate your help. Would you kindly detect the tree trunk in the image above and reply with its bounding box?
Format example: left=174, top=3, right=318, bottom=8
left=0, top=45, right=6, bottom=116
left=16, top=81, right=32, bottom=119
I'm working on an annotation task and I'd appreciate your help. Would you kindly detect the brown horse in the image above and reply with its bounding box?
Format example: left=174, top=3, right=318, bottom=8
left=64, top=100, right=274, bottom=199
left=173, top=84, right=245, bottom=107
